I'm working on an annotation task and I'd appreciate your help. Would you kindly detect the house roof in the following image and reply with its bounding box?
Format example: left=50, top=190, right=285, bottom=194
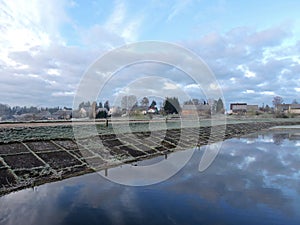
left=290, top=104, right=300, bottom=109
left=96, top=108, right=108, bottom=113
left=247, top=105, right=258, bottom=110
left=230, top=103, right=247, bottom=105
left=277, top=104, right=290, bottom=110
left=52, top=110, right=72, bottom=116
left=182, top=104, right=210, bottom=111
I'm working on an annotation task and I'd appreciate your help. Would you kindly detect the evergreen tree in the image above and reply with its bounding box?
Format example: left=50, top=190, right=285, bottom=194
left=149, top=100, right=157, bottom=108
left=78, top=102, right=84, bottom=109
left=216, top=98, right=224, bottom=113
left=163, top=97, right=181, bottom=114
left=104, top=100, right=110, bottom=111
left=96, top=110, right=107, bottom=118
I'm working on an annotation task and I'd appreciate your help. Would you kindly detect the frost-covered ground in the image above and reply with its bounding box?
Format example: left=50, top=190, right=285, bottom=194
left=1, top=117, right=300, bottom=143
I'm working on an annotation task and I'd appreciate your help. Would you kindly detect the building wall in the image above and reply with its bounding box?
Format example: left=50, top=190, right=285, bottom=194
left=230, top=103, right=247, bottom=111
left=289, top=109, right=300, bottom=114
left=277, top=104, right=290, bottom=112
left=181, top=104, right=210, bottom=116
left=247, top=105, right=259, bottom=112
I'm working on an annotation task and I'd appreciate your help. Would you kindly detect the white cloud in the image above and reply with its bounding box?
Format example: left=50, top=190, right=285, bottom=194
left=47, top=68, right=61, bottom=76
left=183, top=84, right=201, bottom=90
left=260, top=91, right=275, bottom=96
left=167, top=0, right=191, bottom=22
left=209, top=83, right=219, bottom=90
left=280, top=68, right=291, bottom=75
left=257, top=82, right=268, bottom=87
left=0, top=0, right=69, bottom=53
left=236, top=65, right=256, bottom=78
left=229, top=77, right=236, bottom=83
left=244, top=70, right=256, bottom=78
left=28, top=74, right=40, bottom=78
left=1, top=1, right=299, bottom=108
left=243, top=90, right=255, bottom=94
left=121, top=19, right=142, bottom=42
left=163, top=82, right=179, bottom=90
left=104, top=0, right=126, bottom=33
left=0, top=0, right=110, bottom=107
left=52, top=91, right=75, bottom=97
left=103, top=0, right=142, bottom=42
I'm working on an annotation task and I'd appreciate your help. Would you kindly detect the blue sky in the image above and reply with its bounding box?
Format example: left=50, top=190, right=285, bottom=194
left=1, top=0, right=300, bottom=109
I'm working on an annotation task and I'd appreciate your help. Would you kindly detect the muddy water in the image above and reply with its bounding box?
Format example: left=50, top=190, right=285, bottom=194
left=0, top=130, right=300, bottom=225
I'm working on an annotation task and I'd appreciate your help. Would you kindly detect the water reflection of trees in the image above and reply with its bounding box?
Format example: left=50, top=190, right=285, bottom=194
left=272, top=133, right=289, bottom=145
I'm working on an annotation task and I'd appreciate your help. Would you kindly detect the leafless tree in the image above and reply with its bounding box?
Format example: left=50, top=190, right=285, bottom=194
left=272, top=96, right=283, bottom=111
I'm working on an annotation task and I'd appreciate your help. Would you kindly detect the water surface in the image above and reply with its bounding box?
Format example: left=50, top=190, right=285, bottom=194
left=0, top=130, right=299, bottom=225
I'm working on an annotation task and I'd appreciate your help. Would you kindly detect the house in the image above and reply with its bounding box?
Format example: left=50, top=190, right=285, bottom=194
left=13, top=113, right=35, bottom=121
left=197, top=104, right=211, bottom=115
left=96, top=108, right=108, bottom=118
left=108, top=106, right=122, bottom=116
left=83, top=106, right=93, bottom=117
left=181, top=105, right=198, bottom=116
left=76, top=107, right=88, bottom=118
left=230, top=103, right=247, bottom=114
left=289, top=132, right=300, bottom=140
left=276, top=104, right=290, bottom=113
left=181, top=104, right=210, bottom=116
left=51, top=109, right=72, bottom=120
left=246, top=105, right=259, bottom=113
left=289, top=104, right=300, bottom=114
left=147, top=108, right=158, bottom=114
left=35, top=111, right=52, bottom=120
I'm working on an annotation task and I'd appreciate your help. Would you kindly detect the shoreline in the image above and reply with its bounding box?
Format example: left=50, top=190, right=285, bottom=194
left=0, top=116, right=298, bottom=128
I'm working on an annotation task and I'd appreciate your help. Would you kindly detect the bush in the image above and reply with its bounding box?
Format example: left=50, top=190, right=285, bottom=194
left=275, top=113, right=288, bottom=118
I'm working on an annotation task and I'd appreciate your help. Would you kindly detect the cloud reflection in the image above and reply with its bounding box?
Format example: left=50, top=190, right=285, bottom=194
left=0, top=131, right=300, bottom=224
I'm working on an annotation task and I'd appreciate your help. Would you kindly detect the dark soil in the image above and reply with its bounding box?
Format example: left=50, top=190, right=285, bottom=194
left=54, top=140, right=79, bottom=150
left=0, top=168, right=16, bottom=187
left=0, top=142, right=29, bottom=155
left=2, top=153, right=45, bottom=169
left=37, top=151, right=82, bottom=169
left=25, top=141, right=59, bottom=152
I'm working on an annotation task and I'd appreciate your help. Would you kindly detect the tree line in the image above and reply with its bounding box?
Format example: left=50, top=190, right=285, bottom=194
left=76, top=95, right=225, bottom=118
left=0, top=103, right=70, bottom=120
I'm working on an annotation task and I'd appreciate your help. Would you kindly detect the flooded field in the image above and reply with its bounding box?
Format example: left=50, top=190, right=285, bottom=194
left=1, top=120, right=300, bottom=195
left=1, top=129, right=300, bottom=225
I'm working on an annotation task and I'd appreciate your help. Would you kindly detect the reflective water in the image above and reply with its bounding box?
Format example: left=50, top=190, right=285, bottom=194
left=1, top=131, right=300, bottom=225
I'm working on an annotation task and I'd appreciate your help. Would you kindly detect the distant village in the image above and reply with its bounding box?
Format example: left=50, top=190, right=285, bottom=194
left=0, top=95, right=299, bottom=122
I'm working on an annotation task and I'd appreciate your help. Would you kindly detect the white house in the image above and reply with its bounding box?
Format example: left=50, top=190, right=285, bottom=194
left=289, top=104, right=300, bottom=114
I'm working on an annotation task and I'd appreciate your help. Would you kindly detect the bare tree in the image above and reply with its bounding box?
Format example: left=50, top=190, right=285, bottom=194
left=140, top=97, right=149, bottom=109
left=121, top=95, right=137, bottom=111
left=272, top=96, right=283, bottom=111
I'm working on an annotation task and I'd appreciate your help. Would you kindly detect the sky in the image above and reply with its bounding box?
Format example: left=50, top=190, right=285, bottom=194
left=1, top=0, right=300, bottom=109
